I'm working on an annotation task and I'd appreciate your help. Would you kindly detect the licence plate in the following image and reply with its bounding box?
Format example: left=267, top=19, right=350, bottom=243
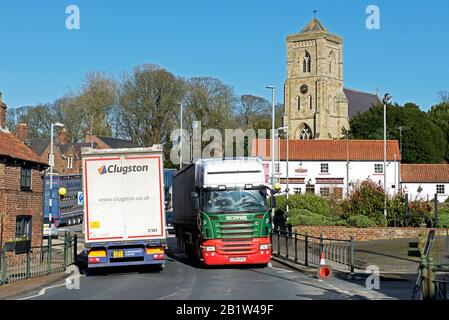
left=230, top=257, right=246, bottom=262
left=113, top=250, right=124, bottom=258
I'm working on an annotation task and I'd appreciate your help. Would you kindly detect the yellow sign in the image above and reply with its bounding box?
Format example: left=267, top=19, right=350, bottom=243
left=58, top=187, right=67, bottom=196
left=90, top=221, right=101, bottom=229
left=113, top=250, right=124, bottom=258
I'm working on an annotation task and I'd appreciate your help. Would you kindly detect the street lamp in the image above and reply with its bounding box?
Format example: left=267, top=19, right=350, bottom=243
left=266, top=86, right=275, bottom=187
left=278, top=126, right=289, bottom=214
left=266, top=86, right=276, bottom=227
left=49, top=122, right=64, bottom=224
left=383, top=93, right=392, bottom=219
left=179, top=102, right=184, bottom=170
left=397, top=126, right=408, bottom=192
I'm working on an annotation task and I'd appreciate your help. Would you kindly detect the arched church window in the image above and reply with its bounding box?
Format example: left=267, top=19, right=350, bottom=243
left=303, top=51, right=311, bottom=73
left=328, top=51, right=336, bottom=75
left=298, top=123, right=313, bottom=140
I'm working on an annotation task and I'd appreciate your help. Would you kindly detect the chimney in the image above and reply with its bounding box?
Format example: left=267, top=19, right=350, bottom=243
left=15, top=123, right=28, bottom=142
left=58, top=128, right=68, bottom=144
left=0, top=92, right=6, bottom=129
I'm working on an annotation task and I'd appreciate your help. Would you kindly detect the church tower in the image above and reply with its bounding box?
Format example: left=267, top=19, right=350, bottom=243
left=284, top=17, right=349, bottom=140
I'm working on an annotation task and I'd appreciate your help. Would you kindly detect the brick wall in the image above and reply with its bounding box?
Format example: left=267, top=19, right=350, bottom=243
left=292, top=226, right=449, bottom=242
left=0, top=162, right=44, bottom=247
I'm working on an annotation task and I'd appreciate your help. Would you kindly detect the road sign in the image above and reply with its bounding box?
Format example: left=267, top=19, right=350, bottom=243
left=77, top=192, right=84, bottom=205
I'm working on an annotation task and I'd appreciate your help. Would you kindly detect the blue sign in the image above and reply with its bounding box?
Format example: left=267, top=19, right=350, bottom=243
left=77, top=192, right=84, bottom=205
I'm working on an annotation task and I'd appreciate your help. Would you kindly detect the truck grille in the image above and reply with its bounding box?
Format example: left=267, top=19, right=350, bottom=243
left=217, top=238, right=259, bottom=255
left=219, top=221, right=257, bottom=239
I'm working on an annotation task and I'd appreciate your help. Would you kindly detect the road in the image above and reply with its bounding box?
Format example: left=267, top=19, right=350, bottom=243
left=12, top=234, right=414, bottom=300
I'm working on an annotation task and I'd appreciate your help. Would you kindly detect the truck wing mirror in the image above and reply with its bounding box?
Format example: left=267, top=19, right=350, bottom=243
left=191, top=192, right=200, bottom=211
left=190, top=192, right=199, bottom=199
left=270, top=195, right=277, bottom=209
left=192, top=198, right=200, bottom=211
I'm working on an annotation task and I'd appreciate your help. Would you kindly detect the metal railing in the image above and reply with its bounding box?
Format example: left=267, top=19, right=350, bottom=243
left=271, top=228, right=355, bottom=272
left=0, top=232, right=77, bottom=285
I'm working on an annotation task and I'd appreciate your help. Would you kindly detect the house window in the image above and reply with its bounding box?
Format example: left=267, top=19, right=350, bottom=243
left=20, top=167, right=32, bottom=191
left=374, top=164, right=384, bottom=174
left=437, top=185, right=445, bottom=195
left=16, top=216, right=32, bottom=239
left=306, top=184, right=315, bottom=194
left=321, top=163, right=329, bottom=174
left=67, top=156, right=73, bottom=169
left=320, top=187, right=331, bottom=198
left=293, top=188, right=302, bottom=194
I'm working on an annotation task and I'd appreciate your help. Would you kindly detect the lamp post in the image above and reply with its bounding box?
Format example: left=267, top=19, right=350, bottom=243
left=49, top=122, right=64, bottom=224
left=179, top=102, right=183, bottom=170
left=383, top=93, right=392, bottom=219
left=266, top=86, right=275, bottom=187
left=278, top=126, right=289, bottom=213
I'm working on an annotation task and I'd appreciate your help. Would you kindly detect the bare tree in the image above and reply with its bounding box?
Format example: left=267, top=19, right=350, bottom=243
left=438, top=91, right=449, bottom=103
left=117, top=64, right=185, bottom=147
left=76, top=71, right=118, bottom=138
left=238, top=94, right=271, bottom=129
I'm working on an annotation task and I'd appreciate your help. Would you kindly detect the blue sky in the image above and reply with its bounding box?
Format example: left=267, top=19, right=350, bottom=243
left=0, top=0, right=448, bottom=110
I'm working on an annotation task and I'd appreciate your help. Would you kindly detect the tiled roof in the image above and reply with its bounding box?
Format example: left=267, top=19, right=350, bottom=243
left=0, top=130, right=47, bottom=165
left=344, top=88, right=381, bottom=119
left=26, top=138, right=50, bottom=156
left=251, top=139, right=401, bottom=161
left=97, top=136, right=139, bottom=149
left=401, top=164, right=449, bottom=183
left=301, top=18, right=328, bottom=33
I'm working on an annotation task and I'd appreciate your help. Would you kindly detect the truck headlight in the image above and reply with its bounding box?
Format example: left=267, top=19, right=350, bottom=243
left=203, top=246, right=216, bottom=252
left=260, top=244, right=270, bottom=250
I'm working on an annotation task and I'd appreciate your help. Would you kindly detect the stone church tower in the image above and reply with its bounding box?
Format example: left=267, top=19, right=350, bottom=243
left=284, top=18, right=349, bottom=140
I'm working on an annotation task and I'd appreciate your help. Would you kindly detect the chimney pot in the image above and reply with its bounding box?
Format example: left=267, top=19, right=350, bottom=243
left=58, top=128, right=68, bottom=144
left=0, top=92, right=7, bottom=129
left=15, top=123, right=28, bottom=142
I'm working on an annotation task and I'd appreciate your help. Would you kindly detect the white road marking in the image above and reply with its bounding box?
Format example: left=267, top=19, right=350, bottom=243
left=157, top=293, right=177, bottom=300
left=269, top=265, right=294, bottom=273
left=17, top=274, right=85, bottom=300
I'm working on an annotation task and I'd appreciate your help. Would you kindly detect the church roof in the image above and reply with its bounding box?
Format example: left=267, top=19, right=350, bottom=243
left=301, top=18, right=328, bottom=33
left=344, top=88, right=381, bottom=119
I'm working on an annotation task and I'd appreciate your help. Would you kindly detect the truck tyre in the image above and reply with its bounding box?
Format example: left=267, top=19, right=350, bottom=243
left=194, top=236, right=203, bottom=267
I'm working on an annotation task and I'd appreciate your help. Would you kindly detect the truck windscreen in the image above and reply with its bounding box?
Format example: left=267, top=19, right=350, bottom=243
left=202, top=189, right=268, bottom=214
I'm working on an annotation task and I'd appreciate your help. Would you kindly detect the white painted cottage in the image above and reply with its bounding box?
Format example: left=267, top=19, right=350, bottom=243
left=251, top=139, right=401, bottom=199
left=401, top=164, right=449, bottom=203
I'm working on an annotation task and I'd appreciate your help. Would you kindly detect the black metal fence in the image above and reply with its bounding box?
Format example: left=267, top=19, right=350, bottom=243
left=0, top=232, right=77, bottom=285
left=271, top=229, right=355, bottom=272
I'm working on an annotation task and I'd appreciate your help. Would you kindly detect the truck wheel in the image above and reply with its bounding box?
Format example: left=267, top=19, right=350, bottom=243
left=194, top=237, right=203, bottom=267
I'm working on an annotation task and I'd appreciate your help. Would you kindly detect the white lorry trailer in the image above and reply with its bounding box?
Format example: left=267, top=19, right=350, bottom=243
left=81, top=146, right=166, bottom=270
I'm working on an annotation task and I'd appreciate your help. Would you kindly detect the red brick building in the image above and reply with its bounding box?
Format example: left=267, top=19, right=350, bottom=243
left=0, top=94, right=48, bottom=247
left=23, top=129, right=138, bottom=175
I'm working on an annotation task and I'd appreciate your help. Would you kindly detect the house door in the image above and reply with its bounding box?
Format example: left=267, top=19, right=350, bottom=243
left=333, top=188, right=343, bottom=200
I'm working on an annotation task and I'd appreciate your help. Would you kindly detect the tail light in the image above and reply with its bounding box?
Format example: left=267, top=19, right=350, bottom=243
left=153, top=254, right=165, bottom=260
left=88, top=257, right=101, bottom=264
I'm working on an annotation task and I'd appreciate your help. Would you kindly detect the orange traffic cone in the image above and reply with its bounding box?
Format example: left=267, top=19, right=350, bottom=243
left=317, top=251, right=333, bottom=280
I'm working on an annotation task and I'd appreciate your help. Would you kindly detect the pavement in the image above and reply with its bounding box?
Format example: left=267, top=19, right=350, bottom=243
left=6, top=237, right=415, bottom=300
